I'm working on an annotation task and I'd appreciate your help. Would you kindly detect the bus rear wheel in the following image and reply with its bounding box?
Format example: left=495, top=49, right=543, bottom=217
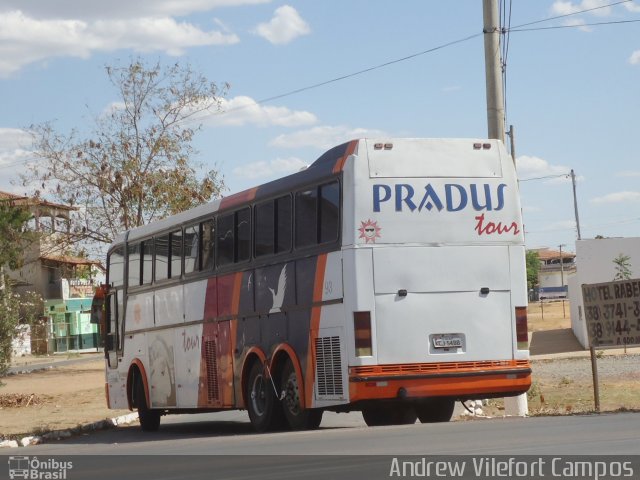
left=362, top=405, right=417, bottom=427
left=281, top=359, right=323, bottom=430
left=246, top=361, right=285, bottom=432
left=135, top=377, right=160, bottom=432
left=415, top=397, right=455, bottom=423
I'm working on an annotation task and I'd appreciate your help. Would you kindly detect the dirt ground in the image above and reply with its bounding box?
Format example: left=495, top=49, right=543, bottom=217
left=1, top=301, right=638, bottom=439
left=0, top=359, right=130, bottom=438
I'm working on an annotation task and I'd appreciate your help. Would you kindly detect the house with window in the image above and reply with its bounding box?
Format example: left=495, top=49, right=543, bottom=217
left=1, top=191, right=104, bottom=353
left=530, top=247, right=577, bottom=299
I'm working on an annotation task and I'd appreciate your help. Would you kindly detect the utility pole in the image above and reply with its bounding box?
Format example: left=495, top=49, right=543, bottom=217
left=483, top=0, right=505, bottom=142
left=484, top=0, right=527, bottom=417
left=508, top=124, right=516, bottom=167
left=559, top=244, right=565, bottom=288
left=571, top=169, right=582, bottom=240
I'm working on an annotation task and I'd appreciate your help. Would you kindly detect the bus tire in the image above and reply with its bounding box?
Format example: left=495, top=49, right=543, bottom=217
left=415, top=397, right=455, bottom=423
left=135, top=377, right=160, bottom=432
left=246, top=361, right=285, bottom=432
left=281, top=359, right=323, bottom=430
left=362, top=405, right=417, bottom=427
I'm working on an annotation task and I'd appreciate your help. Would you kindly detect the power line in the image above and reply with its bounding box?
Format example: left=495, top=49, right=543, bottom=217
left=519, top=173, right=570, bottom=182
left=510, top=0, right=634, bottom=30
left=223, top=32, right=483, bottom=114
left=222, top=0, right=636, bottom=114
left=510, top=18, right=640, bottom=32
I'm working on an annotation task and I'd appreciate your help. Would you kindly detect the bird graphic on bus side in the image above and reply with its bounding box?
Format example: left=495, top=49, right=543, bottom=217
left=269, top=265, right=287, bottom=313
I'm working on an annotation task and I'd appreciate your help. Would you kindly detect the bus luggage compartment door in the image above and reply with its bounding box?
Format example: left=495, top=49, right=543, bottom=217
left=372, top=246, right=514, bottom=364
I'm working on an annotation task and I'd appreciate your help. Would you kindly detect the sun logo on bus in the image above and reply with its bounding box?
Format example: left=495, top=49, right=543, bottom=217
left=358, top=219, right=381, bottom=243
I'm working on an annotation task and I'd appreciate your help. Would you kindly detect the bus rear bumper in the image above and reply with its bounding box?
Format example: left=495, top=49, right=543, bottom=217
left=348, top=360, right=531, bottom=402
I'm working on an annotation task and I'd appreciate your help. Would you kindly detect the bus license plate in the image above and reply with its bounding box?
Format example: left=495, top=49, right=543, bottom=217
left=433, top=336, right=462, bottom=348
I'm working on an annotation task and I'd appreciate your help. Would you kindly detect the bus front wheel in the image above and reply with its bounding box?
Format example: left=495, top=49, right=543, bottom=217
left=415, top=397, right=455, bottom=423
left=246, top=361, right=285, bottom=432
left=362, top=405, right=417, bottom=427
left=135, top=378, right=160, bottom=432
left=281, top=359, right=323, bottom=430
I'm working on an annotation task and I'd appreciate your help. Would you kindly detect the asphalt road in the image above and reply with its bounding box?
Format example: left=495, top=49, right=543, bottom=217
left=4, top=411, right=640, bottom=479
left=15, top=410, right=640, bottom=455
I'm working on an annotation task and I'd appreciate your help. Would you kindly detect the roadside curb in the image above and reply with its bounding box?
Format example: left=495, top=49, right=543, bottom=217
left=0, top=412, right=139, bottom=448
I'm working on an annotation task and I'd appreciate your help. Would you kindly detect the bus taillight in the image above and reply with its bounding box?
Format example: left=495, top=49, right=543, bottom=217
left=354, top=311, right=373, bottom=357
left=515, top=306, right=528, bottom=350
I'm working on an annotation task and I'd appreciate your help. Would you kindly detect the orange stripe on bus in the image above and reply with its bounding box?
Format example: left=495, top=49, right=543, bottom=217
left=332, top=140, right=358, bottom=173
left=219, top=187, right=258, bottom=210
left=231, top=272, right=243, bottom=316
left=304, top=254, right=328, bottom=407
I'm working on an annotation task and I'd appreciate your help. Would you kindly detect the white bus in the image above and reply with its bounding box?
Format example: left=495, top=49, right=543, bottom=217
left=96, top=138, right=531, bottom=432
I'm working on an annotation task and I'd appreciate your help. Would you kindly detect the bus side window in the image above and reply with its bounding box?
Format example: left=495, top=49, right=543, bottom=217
left=117, top=290, right=125, bottom=351
left=107, top=292, right=117, bottom=351
left=127, top=243, right=141, bottom=287
left=255, top=200, right=275, bottom=258
left=276, top=195, right=292, bottom=254
left=236, top=208, right=251, bottom=263
left=217, top=213, right=234, bottom=267
left=202, top=220, right=215, bottom=270
left=184, top=224, right=200, bottom=274
left=295, top=188, right=318, bottom=248
left=155, top=234, right=169, bottom=281
left=108, top=246, right=125, bottom=287
left=319, top=181, right=340, bottom=243
left=170, top=229, right=182, bottom=278
left=141, top=240, right=153, bottom=285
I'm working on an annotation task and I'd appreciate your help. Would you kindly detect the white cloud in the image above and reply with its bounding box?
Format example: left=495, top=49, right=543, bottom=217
left=204, top=95, right=317, bottom=127
left=591, top=191, right=640, bottom=204
left=624, top=1, right=640, bottom=13
left=270, top=125, right=390, bottom=149
left=253, top=5, right=310, bottom=45
left=232, top=156, right=307, bottom=180
left=0, top=128, right=36, bottom=193
left=550, top=0, right=612, bottom=17
left=630, top=50, right=640, bottom=65
left=516, top=155, right=570, bottom=182
left=0, top=0, right=271, bottom=20
left=0, top=10, right=239, bottom=76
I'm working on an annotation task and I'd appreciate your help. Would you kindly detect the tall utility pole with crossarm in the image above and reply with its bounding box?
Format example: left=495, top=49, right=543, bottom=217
left=483, top=0, right=528, bottom=417
left=483, top=0, right=505, bottom=143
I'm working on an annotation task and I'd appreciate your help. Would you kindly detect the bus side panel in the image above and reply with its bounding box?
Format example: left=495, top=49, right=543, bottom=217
left=312, top=251, right=348, bottom=408
left=154, top=284, right=183, bottom=327
left=509, top=245, right=530, bottom=361
left=197, top=320, right=234, bottom=407
left=147, top=329, right=177, bottom=407
left=175, top=323, right=204, bottom=408
left=341, top=247, right=377, bottom=366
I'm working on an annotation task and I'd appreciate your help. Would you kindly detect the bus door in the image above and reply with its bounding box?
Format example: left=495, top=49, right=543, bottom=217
left=103, top=289, right=124, bottom=369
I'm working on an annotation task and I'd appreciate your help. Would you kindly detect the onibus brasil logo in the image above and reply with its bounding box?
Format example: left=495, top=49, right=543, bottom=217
left=8, top=456, right=73, bottom=480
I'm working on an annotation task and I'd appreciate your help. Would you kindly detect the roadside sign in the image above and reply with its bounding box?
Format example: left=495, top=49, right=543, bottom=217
left=581, top=279, right=640, bottom=348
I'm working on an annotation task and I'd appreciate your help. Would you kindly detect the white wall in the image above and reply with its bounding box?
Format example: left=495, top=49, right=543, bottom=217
left=568, top=237, right=640, bottom=347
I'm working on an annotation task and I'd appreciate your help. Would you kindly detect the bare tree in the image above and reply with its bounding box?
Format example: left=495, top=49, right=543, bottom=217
left=25, top=59, right=228, bottom=247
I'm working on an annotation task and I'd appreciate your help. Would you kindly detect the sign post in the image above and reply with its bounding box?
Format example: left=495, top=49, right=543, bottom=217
left=581, top=278, right=640, bottom=412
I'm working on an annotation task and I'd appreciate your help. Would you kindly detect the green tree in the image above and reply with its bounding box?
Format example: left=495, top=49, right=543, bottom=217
left=25, top=58, right=228, bottom=247
left=526, top=250, right=540, bottom=291
left=613, top=253, right=632, bottom=281
left=0, top=201, right=34, bottom=377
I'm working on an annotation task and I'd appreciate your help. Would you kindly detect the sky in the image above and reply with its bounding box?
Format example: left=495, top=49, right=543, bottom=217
left=0, top=0, right=639, bottom=256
